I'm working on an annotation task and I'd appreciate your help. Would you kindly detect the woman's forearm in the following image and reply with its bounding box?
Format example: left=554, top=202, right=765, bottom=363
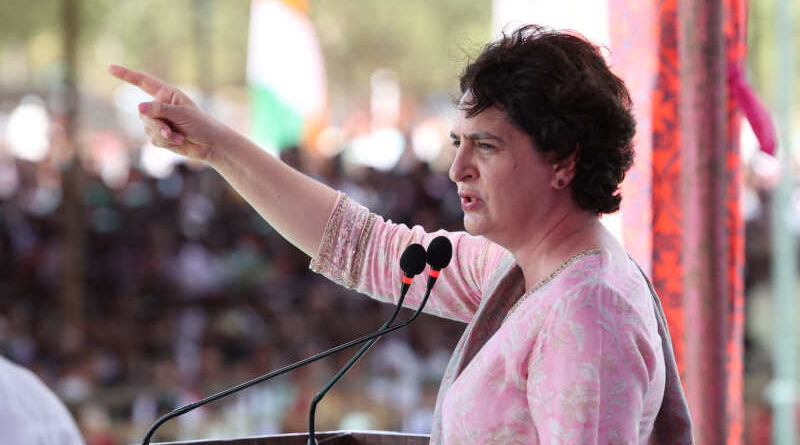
left=108, top=64, right=338, bottom=258
left=208, top=129, right=339, bottom=257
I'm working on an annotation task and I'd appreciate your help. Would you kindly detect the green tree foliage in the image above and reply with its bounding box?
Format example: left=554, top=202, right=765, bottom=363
left=747, top=0, right=800, bottom=109
left=1, top=0, right=490, bottom=111
left=310, top=0, right=491, bottom=106
left=0, top=0, right=61, bottom=43
left=99, top=0, right=249, bottom=88
left=4, top=0, right=796, bottom=111
left=0, top=0, right=113, bottom=88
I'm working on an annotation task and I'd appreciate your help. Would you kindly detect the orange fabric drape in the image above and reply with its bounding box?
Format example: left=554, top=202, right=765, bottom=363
left=643, top=0, right=746, bottom=442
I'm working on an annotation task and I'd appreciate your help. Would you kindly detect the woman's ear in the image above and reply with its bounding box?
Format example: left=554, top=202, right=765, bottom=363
left=551, top=150, right=578, bottom=189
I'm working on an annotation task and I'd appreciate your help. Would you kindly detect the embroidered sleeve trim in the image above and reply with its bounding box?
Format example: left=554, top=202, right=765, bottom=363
left=309, top=193, right=376, bottom=289
left=309, top=193, right=346, bottom=278
left=347, top=214, right=376, bottom=288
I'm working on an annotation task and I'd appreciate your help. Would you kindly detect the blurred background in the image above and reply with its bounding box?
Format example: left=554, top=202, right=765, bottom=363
left=0, top=0, right=797, bottom=444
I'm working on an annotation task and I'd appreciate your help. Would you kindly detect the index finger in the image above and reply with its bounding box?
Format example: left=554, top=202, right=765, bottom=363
left=108, top=64, right=175, bottom=102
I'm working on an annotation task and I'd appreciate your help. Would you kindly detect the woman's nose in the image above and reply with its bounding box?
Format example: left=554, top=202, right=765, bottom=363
left=449, top=144, right=476, bottom=183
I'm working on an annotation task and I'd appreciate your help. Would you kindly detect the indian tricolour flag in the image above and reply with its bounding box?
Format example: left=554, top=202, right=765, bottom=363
left=247, top=0, right=327, bottom=153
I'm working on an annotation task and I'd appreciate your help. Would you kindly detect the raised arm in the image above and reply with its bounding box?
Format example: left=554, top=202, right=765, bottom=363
left=109, top=64, right=337, bottom=257
left=109, top=64, right=507, bottom=320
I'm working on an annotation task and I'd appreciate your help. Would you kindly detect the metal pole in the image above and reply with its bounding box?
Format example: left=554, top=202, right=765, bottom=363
left=770, top=0, right=796, bottom=442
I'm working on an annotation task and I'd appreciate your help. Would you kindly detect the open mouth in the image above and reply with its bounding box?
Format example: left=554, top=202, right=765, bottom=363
left=458, top=191, right=480, bottom=209
left=460, top=195, right=479, bottom=210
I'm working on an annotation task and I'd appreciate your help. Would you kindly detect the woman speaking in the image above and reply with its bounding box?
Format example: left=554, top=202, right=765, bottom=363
left=111, top=25, right=692, bottom=444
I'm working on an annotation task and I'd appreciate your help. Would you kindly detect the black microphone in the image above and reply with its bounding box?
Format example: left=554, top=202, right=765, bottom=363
left=140, top=243, right=427, bottom=445
left=307, top=243, right=426, bottom=444
left=394, top=243, right=429, bottom=322
left=425, top=235, right=453, bottom=291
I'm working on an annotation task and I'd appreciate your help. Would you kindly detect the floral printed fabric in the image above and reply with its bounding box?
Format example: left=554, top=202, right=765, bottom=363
left=311, top=193, right=692, bottom=444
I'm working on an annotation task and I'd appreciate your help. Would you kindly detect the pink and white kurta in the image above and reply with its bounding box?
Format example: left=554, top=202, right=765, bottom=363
left=311, top=194, right=692, bottom=444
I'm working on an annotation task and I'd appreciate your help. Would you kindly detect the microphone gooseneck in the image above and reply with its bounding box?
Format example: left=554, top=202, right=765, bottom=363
left=307, top=243, right=427, bottom=444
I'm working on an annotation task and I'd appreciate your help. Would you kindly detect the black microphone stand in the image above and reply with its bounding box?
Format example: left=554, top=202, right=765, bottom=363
left=140, top=289, right=433, bottom=445
left=308, top=236, right=451, bottom=444
left=306, top=236, right=446, bottom=445
left=306, top=288, right=431, bottom=444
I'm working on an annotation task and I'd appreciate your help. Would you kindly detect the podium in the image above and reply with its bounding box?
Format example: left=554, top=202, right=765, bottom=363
left=154, top=430, right=430, bottom=445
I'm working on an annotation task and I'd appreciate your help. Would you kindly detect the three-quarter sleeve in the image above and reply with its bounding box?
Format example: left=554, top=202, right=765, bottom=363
left=526, top=282, right=662, bottom=442
left=310, top=192, right=376, bottom=289
left=310, top=193, right=506, bottom=323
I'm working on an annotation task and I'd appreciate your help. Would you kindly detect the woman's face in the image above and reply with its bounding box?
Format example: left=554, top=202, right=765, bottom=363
left=449, top=103, right=559, bottom=248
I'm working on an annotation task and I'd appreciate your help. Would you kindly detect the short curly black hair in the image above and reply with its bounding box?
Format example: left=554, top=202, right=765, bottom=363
left=459, top=25, right=635, bottom=214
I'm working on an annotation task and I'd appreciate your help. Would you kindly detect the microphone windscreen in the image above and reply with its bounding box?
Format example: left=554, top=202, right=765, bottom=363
left=427, top=236, right=453, bottom=270
left=400, top=243, right=427, bottom=276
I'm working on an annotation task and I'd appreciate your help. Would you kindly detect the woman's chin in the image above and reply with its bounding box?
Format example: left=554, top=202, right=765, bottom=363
left=462, top=216, right=484, bottom=236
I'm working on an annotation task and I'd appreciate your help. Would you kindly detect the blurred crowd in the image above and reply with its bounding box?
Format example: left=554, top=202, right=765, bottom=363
left=0, top=103, right=467, bottom=443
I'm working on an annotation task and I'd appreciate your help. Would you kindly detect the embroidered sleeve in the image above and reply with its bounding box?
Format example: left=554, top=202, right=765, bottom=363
left=309, top=193, right=376, bottom=289
left=309, top=193, right=507, bottom=322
